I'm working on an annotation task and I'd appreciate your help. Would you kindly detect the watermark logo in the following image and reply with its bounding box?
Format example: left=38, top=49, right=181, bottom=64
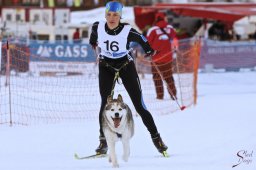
left=232, top=150, right=253, bottom=168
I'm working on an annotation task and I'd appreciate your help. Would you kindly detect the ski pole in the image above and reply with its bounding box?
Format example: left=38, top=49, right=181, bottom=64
left=151, top=59, right=186, bottom=111
left=173, top=50, right=185, bottom=108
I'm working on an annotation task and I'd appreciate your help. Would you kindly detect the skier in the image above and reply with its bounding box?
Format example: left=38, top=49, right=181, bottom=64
left=89, top=1, right=168, bottom=156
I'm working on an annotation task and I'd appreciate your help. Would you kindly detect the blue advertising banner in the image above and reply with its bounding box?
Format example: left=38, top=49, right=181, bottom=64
left=200, top=40, right=256, bottom=70
left=29, top=42, right=96, bottom=62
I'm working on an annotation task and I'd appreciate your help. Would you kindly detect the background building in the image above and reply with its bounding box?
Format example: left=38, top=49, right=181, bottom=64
left=0, top=0, right=154, bottom=10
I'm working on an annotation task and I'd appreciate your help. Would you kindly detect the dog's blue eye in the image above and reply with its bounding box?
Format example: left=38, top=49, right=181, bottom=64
left=119, top=108, right=122, bottom=111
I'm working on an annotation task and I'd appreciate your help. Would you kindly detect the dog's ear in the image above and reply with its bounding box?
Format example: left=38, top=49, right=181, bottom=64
left=105, top=104, right=111, bottom=110
left=107, top=95, right=113, bottom=103
left=117, top=94, right=123, bottom=102
left=121, top=103, right=126, bottom=109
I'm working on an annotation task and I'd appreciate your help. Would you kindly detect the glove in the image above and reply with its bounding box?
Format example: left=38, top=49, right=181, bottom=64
left=145, top=50, right=157, bottom=58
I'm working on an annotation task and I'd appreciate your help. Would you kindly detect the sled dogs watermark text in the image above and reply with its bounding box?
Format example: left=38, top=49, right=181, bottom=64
left=232, top=150, right=253, bottom=168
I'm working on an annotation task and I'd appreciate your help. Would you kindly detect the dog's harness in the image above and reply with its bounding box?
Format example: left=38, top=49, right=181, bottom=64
left=107, top=61, right=129, bottom=98
left=99, top=48, right=133, bottom=98
left=116, top=133, right=122, bottom=138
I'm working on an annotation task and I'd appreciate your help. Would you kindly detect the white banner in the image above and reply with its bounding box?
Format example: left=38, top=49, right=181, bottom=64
left=29, top=61, right=96, bottom=75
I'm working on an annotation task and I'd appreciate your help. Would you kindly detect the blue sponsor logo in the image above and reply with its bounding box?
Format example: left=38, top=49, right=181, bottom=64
left=30, top=42, right=96, bottom=62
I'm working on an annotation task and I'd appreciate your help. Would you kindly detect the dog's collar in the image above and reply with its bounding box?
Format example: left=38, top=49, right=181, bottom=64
left=116, top=133, right=122, bottom=138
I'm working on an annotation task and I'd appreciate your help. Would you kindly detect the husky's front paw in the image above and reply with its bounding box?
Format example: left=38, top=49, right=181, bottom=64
left=122, top=155, right=129, bottom=162
left=112, top=162, right=119, bottom=168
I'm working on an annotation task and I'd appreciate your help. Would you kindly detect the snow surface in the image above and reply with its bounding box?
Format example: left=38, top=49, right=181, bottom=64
left=0, top=71, right=256, bottom=170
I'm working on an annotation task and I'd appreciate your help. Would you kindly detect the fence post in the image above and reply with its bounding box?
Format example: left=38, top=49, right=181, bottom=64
left=5, top=41, right=12, bottom=126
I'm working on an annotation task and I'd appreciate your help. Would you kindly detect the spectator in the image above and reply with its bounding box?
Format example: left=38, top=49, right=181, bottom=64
left=146, top=12, right=177, bottom=100
left=73, top=28, right=80, bottom=43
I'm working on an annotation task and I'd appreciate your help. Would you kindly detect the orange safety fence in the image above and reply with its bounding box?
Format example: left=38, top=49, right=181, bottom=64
left=0, top=38, right=201, bottom=125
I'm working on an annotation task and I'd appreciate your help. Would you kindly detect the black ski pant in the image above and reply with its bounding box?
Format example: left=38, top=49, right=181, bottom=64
left=98, top=56, right=158, bottom=138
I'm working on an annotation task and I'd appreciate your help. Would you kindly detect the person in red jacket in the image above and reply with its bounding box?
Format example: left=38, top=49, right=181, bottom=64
left=73, top=28, right=80, bottom=43
left=146, top=12, right=177, bottom=100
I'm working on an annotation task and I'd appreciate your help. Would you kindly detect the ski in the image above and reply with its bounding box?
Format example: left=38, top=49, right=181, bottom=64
left=162, top=151, right=170, bottom=158
left=74, top=153, right=107, bottom=160
left=74, top=151, right=168, bottom=160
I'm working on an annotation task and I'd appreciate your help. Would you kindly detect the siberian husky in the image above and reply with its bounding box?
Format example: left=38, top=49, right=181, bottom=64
left=102, top=94, right=134, bottom=168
